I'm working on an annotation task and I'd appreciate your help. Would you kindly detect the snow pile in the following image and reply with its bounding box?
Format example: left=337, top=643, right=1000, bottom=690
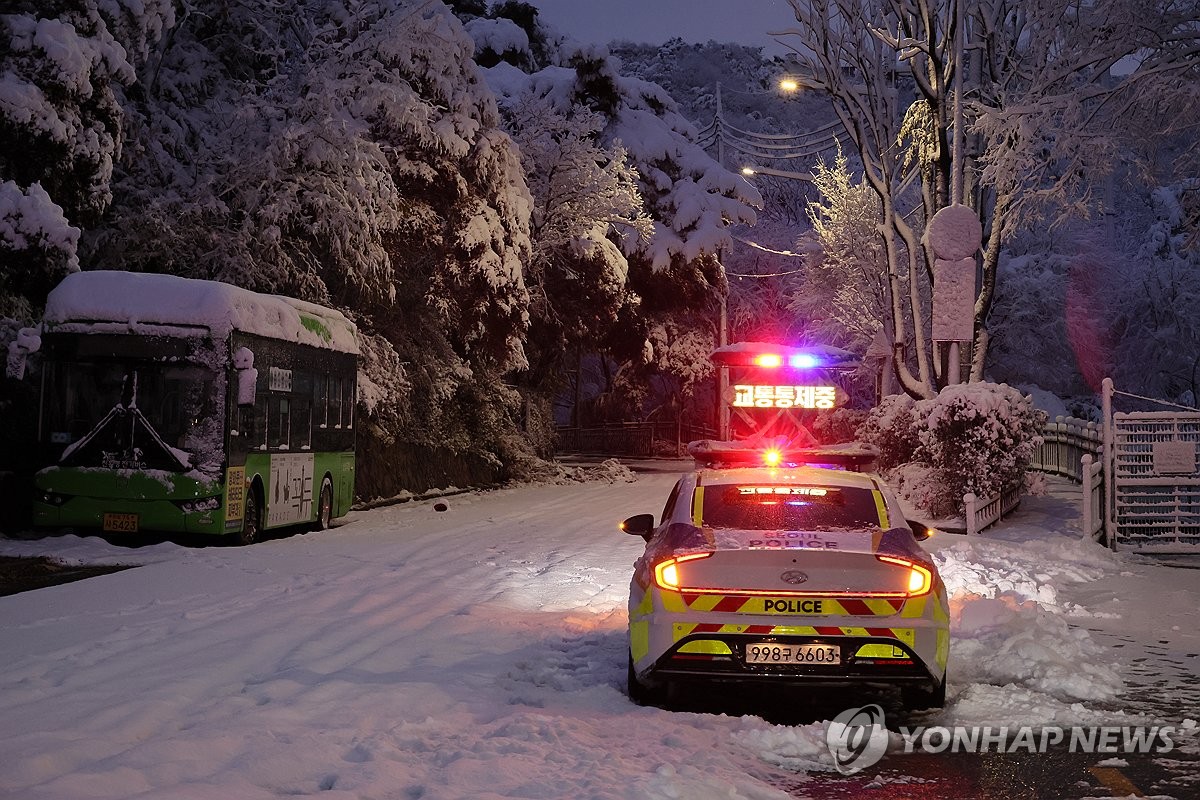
left=951, top=594, right=1122, bottom=702
left=936, top=537, right=1125, bottom=704
left=733, top=719, right=838, bottom=773
left=510, top=457, right=638, bottom=486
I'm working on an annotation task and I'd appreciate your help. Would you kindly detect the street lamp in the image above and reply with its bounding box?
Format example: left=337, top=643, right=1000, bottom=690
left=740, top=164, right=816, bottom=183
left=778, top=78, right=800, bottom=93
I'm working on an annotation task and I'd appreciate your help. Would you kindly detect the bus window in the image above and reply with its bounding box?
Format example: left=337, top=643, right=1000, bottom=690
left=316, top=374, right=328, bottom=429
left=330, top=376, right=343, bottom=429
left=253, top=391, right=268, bottom=450
left=293, top=372, right=313, bottom=450
left=345, top=377, right=354, bottom=429
left=270, top=396, right=291, bottom=449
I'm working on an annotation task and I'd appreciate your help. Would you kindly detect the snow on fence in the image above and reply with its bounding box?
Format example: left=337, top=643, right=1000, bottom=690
left=1080, top=454, right=1105, bottom=542
left=964, top=485, right=1023, bottom=536
left=1031, top=416, right=1103, bottom=481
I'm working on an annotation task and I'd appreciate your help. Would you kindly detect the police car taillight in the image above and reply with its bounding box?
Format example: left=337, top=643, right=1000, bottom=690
left=653, top=552, right=714, bottom=590
left=876, top=555, right=933, bottom=596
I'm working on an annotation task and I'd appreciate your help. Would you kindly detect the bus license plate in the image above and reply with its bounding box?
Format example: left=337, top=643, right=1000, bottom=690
left=103, top=513, right=139, bottom=533
left=746, top=643, right=839, bottom=665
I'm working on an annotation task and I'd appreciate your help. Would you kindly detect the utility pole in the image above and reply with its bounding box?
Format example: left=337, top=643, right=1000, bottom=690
left=715, top=81, right=731, bottom=440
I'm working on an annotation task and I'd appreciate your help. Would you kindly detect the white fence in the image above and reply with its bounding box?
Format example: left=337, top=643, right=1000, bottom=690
left=964, top=485, right=1023, bottom=536
left=1080, top=454, right=1105, bottom=541
left=966, top=415, right=1103, bottom=538
left=1031, top=416, right=1103, bottom=480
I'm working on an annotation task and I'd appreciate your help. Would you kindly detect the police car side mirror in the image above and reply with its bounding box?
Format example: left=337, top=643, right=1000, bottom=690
left=620, top=513, right=655, bottom=541
left=908, top=519, right=933, bottom=541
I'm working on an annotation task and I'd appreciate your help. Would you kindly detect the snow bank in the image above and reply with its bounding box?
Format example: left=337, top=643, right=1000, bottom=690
left=935, top=536, right=1126, bottom=706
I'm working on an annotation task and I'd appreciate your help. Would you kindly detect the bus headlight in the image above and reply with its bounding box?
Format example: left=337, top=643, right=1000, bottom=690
left=179, top=496, right=222, bottom=514
left=40, top=492, right=71, bottom=506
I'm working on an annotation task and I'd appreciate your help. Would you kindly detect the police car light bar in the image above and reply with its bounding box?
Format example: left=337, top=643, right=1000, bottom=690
left=687, top=440, right=880, bottom=472
left=711, top=342, right=858, bottom=371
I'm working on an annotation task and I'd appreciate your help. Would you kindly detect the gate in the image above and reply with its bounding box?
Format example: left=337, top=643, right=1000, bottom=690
left=1103, top=378, right=1200, bottom=552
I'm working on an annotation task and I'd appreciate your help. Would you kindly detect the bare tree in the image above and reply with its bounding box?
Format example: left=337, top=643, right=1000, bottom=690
left=778, top=0, right=1200, bottom=397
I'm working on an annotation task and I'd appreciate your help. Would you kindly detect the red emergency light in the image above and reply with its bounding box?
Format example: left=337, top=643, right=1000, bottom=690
left=710, top=342, right=858, bottom=371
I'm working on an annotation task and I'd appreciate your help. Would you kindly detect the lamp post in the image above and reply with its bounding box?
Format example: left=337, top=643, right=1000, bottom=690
left=709, top=78, right=806, bottom=441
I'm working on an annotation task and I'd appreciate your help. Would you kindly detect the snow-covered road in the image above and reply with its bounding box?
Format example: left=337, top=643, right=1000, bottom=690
left=1, top=466, right=1197, bottom=799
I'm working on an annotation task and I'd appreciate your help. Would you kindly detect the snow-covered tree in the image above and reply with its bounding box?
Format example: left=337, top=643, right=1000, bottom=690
left=779, top=0, right=1200, bottom=397
left=1109, top=183, right=1200, bottom=404
left=500, top=96, right=650, bottom=389
left=791, top=151, right=888, bottom=353
left=83, top=0, right=533, bottom=474
left=0, top=0, right=173, bottom=318
left=468, top=4, right=762, bottom=427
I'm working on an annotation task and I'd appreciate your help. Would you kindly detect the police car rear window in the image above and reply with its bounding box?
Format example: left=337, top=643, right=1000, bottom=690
left=701, top=484, right=882, bottom=530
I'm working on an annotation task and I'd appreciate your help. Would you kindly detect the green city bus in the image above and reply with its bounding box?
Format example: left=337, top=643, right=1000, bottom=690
left=30, top=271, right=358, bottom=544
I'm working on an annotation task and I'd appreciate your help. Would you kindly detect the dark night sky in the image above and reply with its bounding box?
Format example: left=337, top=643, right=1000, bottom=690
left=525, top=0, right=798, bottom=56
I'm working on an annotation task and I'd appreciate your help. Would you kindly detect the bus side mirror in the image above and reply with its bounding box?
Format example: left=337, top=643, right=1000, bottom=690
left=234, top=347, right=258, bottom=406
left=5, top=327, right=41, bottom=380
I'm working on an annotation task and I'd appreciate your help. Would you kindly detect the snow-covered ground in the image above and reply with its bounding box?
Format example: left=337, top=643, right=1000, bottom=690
left=1, top=465, right=1197, bottom=799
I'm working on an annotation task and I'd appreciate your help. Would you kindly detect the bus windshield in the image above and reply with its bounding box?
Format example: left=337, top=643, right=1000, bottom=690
left=43, top=358, right=223, bottom=472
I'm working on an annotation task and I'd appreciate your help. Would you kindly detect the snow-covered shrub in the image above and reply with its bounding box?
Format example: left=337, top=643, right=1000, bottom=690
left=911, top=383, right=1046, bottom=516
left=858, top=384, right=1045, bottom=517
left=811, top=407, right=869, bottom=444
left=856, top=393, right=919, bottom=469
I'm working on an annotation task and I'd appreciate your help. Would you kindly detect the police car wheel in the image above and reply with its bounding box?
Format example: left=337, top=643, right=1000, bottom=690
left=627, top=653, right=667, bottom=707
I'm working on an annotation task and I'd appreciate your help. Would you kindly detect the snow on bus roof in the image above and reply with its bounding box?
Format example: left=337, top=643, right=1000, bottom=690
left=44, top=271, right=359, bottom=354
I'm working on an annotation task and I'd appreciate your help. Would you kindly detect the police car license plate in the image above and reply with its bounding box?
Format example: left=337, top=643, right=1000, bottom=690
left=103, top=513, right=139, bottom=533
left=746, top=643, right=839, bottom=665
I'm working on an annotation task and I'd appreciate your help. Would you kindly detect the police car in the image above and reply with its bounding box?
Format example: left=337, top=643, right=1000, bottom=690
left=620, top=442, right=949, bottom=709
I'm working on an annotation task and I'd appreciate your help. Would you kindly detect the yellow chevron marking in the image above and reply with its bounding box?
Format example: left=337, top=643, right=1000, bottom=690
left=661, top=592, right=687, bottom=613
left=685, top=596, right=902, bottom=616
left=688, top=594, right=724, bottom=612
left=630, top=622, right=650, bottom=661
left=901, top=596, right=927, bottom=618
left=865, top=598, right=901, bottom=615
left=768, top=626, right=821, bottom=636
left=632, top=587, right=653, bottom=619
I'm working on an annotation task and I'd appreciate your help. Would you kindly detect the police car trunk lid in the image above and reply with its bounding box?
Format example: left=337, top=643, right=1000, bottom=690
left=676, top=527, right=913, bottom=597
